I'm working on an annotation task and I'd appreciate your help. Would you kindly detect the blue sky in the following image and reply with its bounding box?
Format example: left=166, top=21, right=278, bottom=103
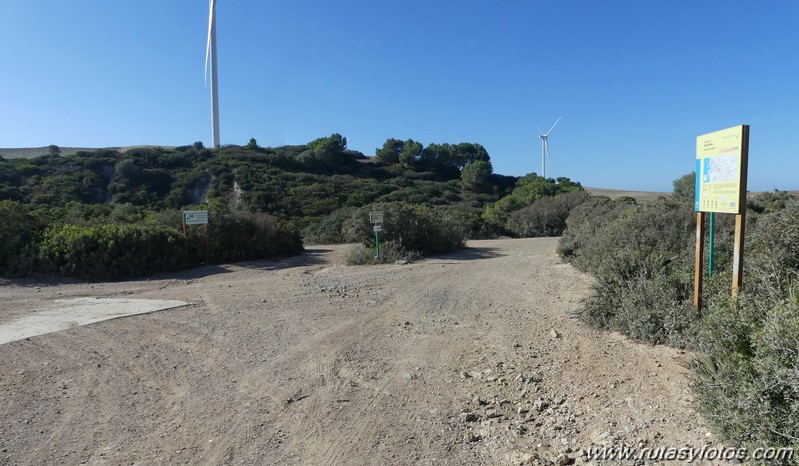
left=1, top=0, right=797, bottom=191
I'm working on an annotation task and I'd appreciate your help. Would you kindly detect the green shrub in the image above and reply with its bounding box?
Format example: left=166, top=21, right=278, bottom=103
left=37, top=223, right=192, bottom=279
left=672, top=172, right=695, bottom=201
left=560, top=197, right=694, bottom=277
left=345, top=244, right=376, bottom=265
left=557, top=196, right=637, bottom=269
left=436, top=205, right=504, bottom=240
left=747, top=190, right=798, bottom=216
left=689, top=203, right=799, bottom=455
left=483, top=174, right=583, bottom=225
left=692, top=289, right=799, bottom=458
left=205, top=207, right=303, bottom=263
left=0, top=200, right=45, bottom=276
left=507, top=191, right=589, bottom=237
left=562, top=197, right=698, bottom=345
left=562, top=185, right=799, bottom=455
left=344, top=240, right=421, bottom=265
left=302, top=206, right=357, bottom=244
left=342, top=202, right=464, bottom=256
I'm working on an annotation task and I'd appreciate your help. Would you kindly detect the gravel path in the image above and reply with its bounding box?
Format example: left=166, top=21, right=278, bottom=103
left=0, top=238, right=714, bottom=465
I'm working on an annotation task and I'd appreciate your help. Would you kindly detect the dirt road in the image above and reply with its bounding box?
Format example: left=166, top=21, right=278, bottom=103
left=0, top=238, right=713, bottom=465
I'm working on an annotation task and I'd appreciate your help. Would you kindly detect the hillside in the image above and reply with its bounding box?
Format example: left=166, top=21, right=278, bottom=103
left=0, top=136, right=590, bottom=238
left=0, top=134, right=589, bottom=279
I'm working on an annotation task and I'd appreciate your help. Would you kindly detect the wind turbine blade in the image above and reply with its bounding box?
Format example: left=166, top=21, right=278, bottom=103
left=205, top=0, right=215, bottom=86
left=535, top=125, right=544, bottom=136
left=544, top=116, right=562, bottom=137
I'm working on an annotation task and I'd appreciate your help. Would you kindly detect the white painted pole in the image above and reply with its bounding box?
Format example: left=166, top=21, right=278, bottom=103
left=209, top=1, right=220, bottom=148
left=541, top=137, right=546, bottom=179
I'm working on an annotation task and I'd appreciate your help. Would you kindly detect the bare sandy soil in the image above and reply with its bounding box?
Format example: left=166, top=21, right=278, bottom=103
left=0, top=238, right=716, bottom=465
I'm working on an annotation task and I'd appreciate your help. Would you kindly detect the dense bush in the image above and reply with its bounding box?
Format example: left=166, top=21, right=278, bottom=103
left=302, top=207, right=358, bottom=244
left=560, top=187, right=799, bottom=457
left=436, top=205, right=504, bottom=240
left=557, top=196, right=638, bottom=271
left=0, top=200, right=302, bottom=280
left=344, top=240, right=421, bottom=265
left=37, top=223, right=191, bottom=279
left=691, top=202, right=799, bottom=457
left=0, top=200, right=45, bottom=276
left=565, top=198, right=698, bottom=345
left=205, top=207, right=303, bottom=262
left=342, top=202, right=465, bottom=258
left=672, top=172, right=695, bottom=201
left=507, top=191, right=589, bottom=237
left=483, top=174, right=583, bottom=225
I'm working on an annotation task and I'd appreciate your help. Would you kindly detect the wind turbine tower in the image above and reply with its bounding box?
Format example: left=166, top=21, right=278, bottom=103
left=536, top=117, right=562, bottom=179
left=205, top=0, right=221, bottom=148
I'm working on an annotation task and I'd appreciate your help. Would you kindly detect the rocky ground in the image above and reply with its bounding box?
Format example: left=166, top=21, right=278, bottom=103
left=0, top=238, right=722, bottom=465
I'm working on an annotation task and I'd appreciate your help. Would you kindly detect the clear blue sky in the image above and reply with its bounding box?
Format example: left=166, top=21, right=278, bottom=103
left=1, top=0, right=797, bottom=191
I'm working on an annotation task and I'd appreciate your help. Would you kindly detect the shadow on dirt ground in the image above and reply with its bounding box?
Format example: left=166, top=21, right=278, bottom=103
left=428, top=246, right=505, bottom=262
left=235, top=248, right=331, bottom=271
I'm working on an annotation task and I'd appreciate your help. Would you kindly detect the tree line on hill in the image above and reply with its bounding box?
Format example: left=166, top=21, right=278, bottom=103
left=0, top=134, right=584, bottom=278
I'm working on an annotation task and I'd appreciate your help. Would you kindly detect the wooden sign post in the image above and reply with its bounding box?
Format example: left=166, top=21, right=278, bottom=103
left=693, top=125, right=749, bottom=309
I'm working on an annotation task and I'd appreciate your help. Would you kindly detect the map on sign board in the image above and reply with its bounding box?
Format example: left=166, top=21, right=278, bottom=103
left=695, top=125, right=748, bottom=214
left=183, top=210, right=209, bottom=225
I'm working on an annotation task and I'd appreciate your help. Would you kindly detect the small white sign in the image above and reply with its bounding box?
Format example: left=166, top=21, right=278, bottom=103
left=369, top=211, right=384, bottom=224
left=373, top=225, right=382, bottom=232
left=183, top=210, right=209, bottom=225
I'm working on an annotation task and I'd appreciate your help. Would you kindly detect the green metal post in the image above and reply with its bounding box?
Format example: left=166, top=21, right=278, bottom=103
left=375, top=230, right=381, bottom=261
left=708, top=212, right=715, bottom=278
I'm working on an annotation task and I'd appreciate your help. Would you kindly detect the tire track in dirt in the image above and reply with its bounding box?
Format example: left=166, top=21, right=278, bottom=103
left=0, top=239, right=714, bottom=465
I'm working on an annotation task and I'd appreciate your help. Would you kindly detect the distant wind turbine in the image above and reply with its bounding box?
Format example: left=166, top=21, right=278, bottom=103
left=205, top=0, right=221, bottom=148
left=536, top=117, right=562, bottom=179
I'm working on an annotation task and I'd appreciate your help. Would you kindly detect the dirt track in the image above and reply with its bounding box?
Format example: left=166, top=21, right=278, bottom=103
left=0, top=238, right=713, bottom=465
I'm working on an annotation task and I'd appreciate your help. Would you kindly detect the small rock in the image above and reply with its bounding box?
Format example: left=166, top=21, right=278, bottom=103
left=464, top=432, right=481, bottom=443
left=555, top=454, right=575, bottom=466
left=460, top=371, right=471, bottom=380
left=485, top=409, right=502, bottom=419
left=551, top=329, right=561, bottom=339
left=473, top=397, right=488, bottom=406
left=534, top=398, right=549, bottom=412
left=459, top=412, right=480, bottom=423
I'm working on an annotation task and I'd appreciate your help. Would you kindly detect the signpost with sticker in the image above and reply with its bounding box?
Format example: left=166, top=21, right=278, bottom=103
left=693, top=125, right=750, bottom=309
left=183, top=210, right=211, bottom=264
left=369, top=211, right=384, bottom=261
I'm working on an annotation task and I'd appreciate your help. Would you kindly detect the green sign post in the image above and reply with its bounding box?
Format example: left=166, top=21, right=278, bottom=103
left=373, top=225, right=382, bottom=261
left=370, top=211, right=384, bottom=261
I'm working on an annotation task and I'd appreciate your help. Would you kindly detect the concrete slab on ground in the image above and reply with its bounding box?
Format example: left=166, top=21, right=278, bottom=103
left=0, top=297, right=189, bottom=345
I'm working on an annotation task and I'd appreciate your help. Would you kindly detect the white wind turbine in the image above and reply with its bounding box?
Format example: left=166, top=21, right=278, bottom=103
left=535, top=117, right=562, bottom=179
left=205, top=0, right=221, bottom=148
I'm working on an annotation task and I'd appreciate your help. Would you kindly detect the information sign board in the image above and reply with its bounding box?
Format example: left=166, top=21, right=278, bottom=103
left=183, top=210, right=209, bottom=225
left=695, top=125, right=748, bottom=214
